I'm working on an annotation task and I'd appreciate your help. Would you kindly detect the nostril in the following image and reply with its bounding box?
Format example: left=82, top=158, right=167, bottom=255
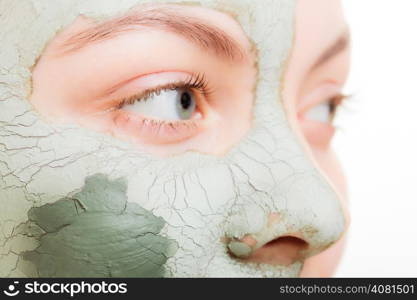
left=229, top=236, right=309, bottom=267
left=250, top=236, right=309, bottom=266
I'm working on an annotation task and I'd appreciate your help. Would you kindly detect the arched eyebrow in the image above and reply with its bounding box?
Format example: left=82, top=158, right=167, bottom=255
left=59, top=7, right=246, bottom=61
left=312, top=30, right=350, bottom=70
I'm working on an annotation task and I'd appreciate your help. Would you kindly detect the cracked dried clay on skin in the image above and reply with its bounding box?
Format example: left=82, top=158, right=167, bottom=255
left=0, top=0, right=344, bottom=277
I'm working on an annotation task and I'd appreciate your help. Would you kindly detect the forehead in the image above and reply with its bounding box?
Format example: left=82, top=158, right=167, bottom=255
left=1, top=0, right=295, bottom=44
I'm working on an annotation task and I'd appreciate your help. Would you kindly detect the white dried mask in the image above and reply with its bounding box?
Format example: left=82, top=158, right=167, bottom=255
left=0, top=0, right=345, bottom=278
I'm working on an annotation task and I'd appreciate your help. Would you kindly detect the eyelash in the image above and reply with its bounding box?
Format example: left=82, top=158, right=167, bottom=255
left=115, top=72, right=211, bottom=108
left=329, top=93, right=349, bottom=120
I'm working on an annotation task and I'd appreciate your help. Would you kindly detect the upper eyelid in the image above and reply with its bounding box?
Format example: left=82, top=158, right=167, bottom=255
left=112, top=74, right=211, bottom=108
left=298, top=82, right=342, bottom=108
left=102, top=71, right=203, bottom=98
left=302, top=93, right=348, bottom=118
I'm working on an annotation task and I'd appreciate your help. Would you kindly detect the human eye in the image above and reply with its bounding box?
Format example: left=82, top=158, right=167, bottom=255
left=105, top=72, right=212, bottom=145
left=298, top=83, right=348, bottom=148
left=120, top=73, right=207, bottom=121
left=304, top=93, right=345, bottom=124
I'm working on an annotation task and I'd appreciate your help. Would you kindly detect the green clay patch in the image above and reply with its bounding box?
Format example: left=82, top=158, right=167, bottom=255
left=23, top=174, right=177, bottom=278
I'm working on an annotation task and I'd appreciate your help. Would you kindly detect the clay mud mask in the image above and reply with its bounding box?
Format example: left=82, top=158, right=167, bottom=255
left=0, top=0, right=345, bottom=277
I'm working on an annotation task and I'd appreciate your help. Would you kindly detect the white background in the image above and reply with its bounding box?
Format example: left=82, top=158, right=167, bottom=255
left=335, top=0, right=417, bottom=277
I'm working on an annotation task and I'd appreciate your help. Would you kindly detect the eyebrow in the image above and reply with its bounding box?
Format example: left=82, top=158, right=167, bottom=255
left=312, top=31, right=350, bottom=70
left=59, top=6, right=245, bottom=61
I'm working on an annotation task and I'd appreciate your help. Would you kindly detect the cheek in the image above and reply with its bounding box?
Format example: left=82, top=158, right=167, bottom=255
left=299, top=120, right=336, bottom=149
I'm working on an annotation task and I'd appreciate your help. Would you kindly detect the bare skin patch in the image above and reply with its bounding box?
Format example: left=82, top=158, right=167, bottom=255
left=22, top=174, right=177, bottom=277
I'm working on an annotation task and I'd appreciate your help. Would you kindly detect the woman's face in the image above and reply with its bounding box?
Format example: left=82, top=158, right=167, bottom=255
left=0, top=0, right=349, bottom=277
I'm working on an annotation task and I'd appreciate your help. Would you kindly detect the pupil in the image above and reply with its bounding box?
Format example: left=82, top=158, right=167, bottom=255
left=180, top=92, right=192, bottom=110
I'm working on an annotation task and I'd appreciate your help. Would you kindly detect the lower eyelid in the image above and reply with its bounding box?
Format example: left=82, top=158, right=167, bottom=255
left=300, top=119, right=336, bottom=148
left=112, top=110, right=200, bottom=145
